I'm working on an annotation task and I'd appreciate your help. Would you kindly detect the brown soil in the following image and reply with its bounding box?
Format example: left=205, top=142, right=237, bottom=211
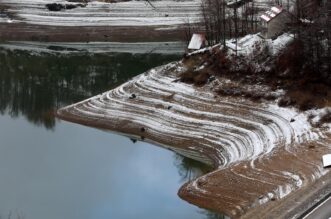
left=0, top=23, right=186, bottom=42
left=179, top=138, right=331, bottom=218
left=181, top=44, right=331, bottom=112
left=57, top=58, right=331, bottom=218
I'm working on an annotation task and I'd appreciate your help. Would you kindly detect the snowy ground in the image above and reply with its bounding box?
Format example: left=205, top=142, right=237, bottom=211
left=0, top=0, right=293, bottom=27
left=0, top=0, right=202, bottom=26
left=225, top=32, right=294, bottom=57
left=0, top=13, right=12, bottom=23
left=57, top=54, right=331, bottom=217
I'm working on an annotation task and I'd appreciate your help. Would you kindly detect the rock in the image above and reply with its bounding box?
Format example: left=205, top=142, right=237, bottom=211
left=129, top=93, right=136, bottom=99
left=65, top=4, right=78, bottom=10
left=46, top=3, right=64, bottom=11
left=208, top=75, right=216, bottom=83
left=278, top=97, right=294, bottom=107
left=46, top=3, right=86, bottom=11
left=67, top=0, right=88, bottom=2
left=197, top=179, right=207, bottom=187
left=183, top=53, right=189, bottom=59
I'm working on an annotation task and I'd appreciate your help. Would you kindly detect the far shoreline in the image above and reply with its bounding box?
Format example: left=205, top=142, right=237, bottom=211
left=0, top=23, right=191, bottom=43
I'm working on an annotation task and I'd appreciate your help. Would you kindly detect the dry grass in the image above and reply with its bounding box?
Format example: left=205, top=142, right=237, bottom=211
left=276, top=40, right=305, bottom=77
left=179, top=69, right=211, bottom=86
left=216, top=85, right=277, bottom=102
left=179, top=41, right=331, bottom=113
left=278, top=83, right=331, bottom=111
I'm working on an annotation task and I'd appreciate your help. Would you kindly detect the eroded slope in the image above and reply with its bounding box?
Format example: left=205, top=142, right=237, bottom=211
left=57, top=60, right=331, bottom=218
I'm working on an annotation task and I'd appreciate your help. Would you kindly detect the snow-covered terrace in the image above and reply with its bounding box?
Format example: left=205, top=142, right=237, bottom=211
left=0, top=0, right=202, bottom=26
left=225, top=32, right=293, bottom=57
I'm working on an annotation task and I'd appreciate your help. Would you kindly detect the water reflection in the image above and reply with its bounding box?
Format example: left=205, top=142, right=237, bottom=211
left=0, top=48, right=180, bottom=129
left=174, top=154, right=213, bottom=182
left=0, top=47, right=224, bottom=219
left=0, top=114, right=222, bottom=219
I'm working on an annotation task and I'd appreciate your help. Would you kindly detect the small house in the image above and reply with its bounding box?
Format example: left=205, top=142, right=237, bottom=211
left=188, top=33, right=206, bottom=51
left=260, top=6, right=291, bottom=39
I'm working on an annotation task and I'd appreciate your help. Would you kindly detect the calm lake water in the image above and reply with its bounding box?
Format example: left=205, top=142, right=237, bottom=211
left=0, top=47, right=221, bottom=219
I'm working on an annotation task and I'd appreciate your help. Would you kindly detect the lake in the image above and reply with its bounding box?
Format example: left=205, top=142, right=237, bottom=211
left=0, top=45, right=222, bottom=219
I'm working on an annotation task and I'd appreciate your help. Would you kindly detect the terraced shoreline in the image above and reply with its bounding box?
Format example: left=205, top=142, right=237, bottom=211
left=57, top=60, right=331, bottom=218
left=0, top=0, right=201, bottom=42
left=0, top=0, right=273, bottom=42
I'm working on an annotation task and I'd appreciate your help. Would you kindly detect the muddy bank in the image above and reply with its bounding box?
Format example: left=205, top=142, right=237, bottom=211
left=0, top=23, right=188, bottom=42
left=57, top=57, right=331, bottom=218
left=0, top=41, right=186, bottom=54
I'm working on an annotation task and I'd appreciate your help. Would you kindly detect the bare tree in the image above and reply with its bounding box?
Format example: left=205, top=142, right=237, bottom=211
left=201, top=0, right=227, bottom=46
left=292, top=0, right=331, bottom=76
left=200, top=0, right=260, bottom=46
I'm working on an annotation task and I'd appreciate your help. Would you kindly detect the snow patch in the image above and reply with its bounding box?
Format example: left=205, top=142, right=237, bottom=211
left=0, top=0, right=202, bottom=26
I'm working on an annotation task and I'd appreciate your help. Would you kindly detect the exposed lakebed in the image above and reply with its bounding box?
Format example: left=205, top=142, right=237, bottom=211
left=0, top=45, right=220, bottom=219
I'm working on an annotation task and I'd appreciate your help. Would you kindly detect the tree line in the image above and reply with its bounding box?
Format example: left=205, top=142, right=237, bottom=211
left=294, top=0, right=331, bottom=75
left=187, top=0, right=330, bottom=76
